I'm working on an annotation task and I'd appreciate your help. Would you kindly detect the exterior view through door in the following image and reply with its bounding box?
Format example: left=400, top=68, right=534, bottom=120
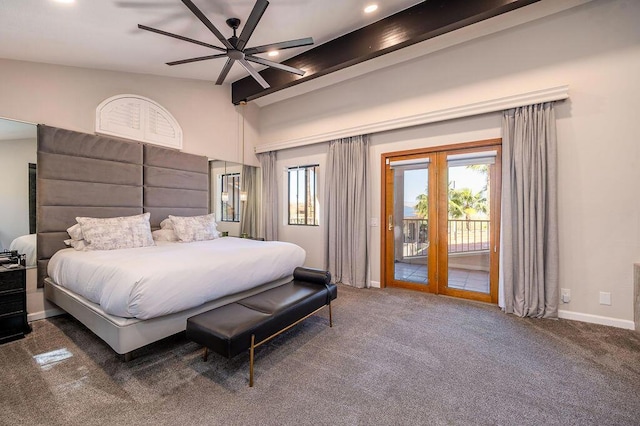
left=382, top=139, right=501, bottom=304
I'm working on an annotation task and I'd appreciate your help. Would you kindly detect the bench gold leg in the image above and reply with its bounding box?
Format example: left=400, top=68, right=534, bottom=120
left=203, top=347, right=208, bottom=362
left=245, top=304, right=333, bottom=387
left=249, top=335, right=255, bottom=387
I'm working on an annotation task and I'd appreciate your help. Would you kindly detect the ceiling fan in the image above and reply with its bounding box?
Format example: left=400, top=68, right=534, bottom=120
left=138, top=0, right=314, bottom=88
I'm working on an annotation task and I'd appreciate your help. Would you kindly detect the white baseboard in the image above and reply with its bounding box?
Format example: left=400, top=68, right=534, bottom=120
left=558, top=309, right=636, bottom=330
left=28, top=307, right=65, bottom=322
left=361, top=286, right=635, bottom=330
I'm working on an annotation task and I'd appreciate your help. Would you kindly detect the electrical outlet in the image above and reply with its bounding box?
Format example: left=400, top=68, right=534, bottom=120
left=599, top=291, right=612, bottom=305
left=561, top=288, right=571, bottom=303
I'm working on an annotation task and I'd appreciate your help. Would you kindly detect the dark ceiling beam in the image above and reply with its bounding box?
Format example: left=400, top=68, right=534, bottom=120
left=231, top=0, right=539, bottom=105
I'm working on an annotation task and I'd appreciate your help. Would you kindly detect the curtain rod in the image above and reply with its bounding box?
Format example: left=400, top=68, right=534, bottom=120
left=254, top=85, right=569, bottom=154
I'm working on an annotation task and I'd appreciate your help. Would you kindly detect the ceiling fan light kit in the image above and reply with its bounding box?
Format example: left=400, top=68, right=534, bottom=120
left=138, top=0, right=314, bottom=90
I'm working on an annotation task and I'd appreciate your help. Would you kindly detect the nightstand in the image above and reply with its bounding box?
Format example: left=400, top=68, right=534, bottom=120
left=0, top=265, right=31, bottom=344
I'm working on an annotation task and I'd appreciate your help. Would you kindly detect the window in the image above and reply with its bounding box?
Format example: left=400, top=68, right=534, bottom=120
left=288, top=165, right=319, bottom=226
left=220, top=173, right=240, bottom=222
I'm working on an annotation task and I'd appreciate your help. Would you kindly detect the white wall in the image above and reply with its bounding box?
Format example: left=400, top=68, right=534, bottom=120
left=256, top=0, right=640, bottom=327
left=276, top=143, right=327, bottom=269
left=0, top=138, right=36, bottom=250
left=0, top=58, right=242, bottom=162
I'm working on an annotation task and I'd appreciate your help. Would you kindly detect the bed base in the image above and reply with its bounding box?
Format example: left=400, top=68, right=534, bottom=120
left=44, top=276, right=292, bottom=359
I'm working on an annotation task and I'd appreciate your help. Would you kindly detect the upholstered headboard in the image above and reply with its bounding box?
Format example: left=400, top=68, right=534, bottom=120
left=143, top=144, right=209, bottom=229
left=36, top=125, right=208, bottom=287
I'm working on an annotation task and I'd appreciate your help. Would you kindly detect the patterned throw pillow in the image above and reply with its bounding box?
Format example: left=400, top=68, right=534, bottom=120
left=168, top=214, right=220, bottom=242
left=76, top=213, right=155, bottom=250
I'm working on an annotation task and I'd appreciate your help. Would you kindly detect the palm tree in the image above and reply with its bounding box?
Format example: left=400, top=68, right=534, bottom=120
left=467, top=164, right=490, bottom=214
left=415, top=192, right=429, bottom=218
left=449, top=187, right=487, bottom=221
left=416, top=186, right=488, bottom=220
left=467, top=164, right=489, bottom=178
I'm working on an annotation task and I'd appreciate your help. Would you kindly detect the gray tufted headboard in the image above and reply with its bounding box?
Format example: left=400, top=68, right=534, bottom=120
left=36, top=125, right=208, bottom=288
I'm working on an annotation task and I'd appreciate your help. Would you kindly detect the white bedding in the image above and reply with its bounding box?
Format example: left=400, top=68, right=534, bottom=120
left=47, top=238, right=306, bottom=320
left=10, top=234, right=37, bottom=267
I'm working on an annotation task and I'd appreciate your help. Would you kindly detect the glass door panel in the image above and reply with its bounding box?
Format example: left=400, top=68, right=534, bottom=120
left=446, top=161, right=492, bottom=294
left=393, top=165, right=429, bottom=285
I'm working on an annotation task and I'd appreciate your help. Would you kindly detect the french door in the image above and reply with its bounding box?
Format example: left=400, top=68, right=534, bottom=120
left=382, top=140, right=501, bottom=303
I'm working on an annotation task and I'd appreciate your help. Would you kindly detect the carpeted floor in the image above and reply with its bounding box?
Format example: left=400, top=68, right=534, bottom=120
left=1, top=285, right=639, bottom=425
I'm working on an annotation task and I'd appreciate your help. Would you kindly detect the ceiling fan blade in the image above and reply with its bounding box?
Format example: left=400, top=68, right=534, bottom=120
left=138, top=24, right=225, bottom=52
left=167, top=54, right=227, bottom=66
left=238, top=59, right=270, bottom=89
left=181, top=0, right=234, bottom=50
left=244, top=37, right=314, bottom=55
left=246, top=55, right=305, bottom=76
left=236, top=0, right=269, bottom=51
left=216, top=58, right=236, bottom=85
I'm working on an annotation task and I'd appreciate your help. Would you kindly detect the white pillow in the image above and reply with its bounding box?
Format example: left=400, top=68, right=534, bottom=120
left=169, top=213, right=220, bottom=242
left=66, top=223, right=84, bottom=241
left=159, top=218, right=174, bottom=230
left=64, top=238, right=88, bottom=251
left=152, top=228, right=179, bottom=242
left=76, top=213, right=155, bottom=250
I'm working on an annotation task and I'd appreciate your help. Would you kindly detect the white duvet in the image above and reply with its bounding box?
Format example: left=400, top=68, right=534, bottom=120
left=47, top=238, right=306, bottom=320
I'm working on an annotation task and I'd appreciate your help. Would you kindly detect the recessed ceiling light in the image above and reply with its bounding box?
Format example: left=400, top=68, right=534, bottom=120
left=364, top=4, right=378, bottom=14
left=268, top=51, right=279, bottom=57
left=52, top=0, right=75, bottom=4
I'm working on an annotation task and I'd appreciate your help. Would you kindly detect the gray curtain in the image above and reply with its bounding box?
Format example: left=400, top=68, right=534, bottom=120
left=240, top=165, right=258, bottom=238
left=256, top=151, right=278, bottom=241
left=500, top=102, right=559, bottom=318
left=325, top=135, right=369, bottom=288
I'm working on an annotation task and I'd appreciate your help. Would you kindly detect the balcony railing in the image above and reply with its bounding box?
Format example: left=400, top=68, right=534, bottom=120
left=402, top=218, right=490, bottom=257
left=447, top=219, right=490, bottom=253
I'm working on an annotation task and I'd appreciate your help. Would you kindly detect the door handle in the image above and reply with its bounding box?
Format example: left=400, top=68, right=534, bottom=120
left=388, top=215, right=393, bottom=231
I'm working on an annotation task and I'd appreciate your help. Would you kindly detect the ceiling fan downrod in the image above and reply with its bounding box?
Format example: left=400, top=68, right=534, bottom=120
left=225, top=18, right=241, bottom=48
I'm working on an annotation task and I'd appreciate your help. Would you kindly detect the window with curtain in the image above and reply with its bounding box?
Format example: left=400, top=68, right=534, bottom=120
left=288, top=164, right=319, bottom=226
left=220, top=172, right=240, bottom=222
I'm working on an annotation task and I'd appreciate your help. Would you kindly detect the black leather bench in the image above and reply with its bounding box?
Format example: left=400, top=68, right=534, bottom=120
left=186, top=267, right=337, bottom=386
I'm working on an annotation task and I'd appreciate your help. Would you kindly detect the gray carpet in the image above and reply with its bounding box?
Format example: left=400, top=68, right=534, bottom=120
left=1, top=285, right=639, bottom=425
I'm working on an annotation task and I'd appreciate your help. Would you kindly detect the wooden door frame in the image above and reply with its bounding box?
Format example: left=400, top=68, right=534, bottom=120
left=381, top=138, right=502, bottom=303
left=382, top=152, right=437, bottom=293
left=435, top=144, right=502, bottom=303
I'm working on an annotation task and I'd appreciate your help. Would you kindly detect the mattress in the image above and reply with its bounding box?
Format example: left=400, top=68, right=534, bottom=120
left=47, top=238, right=306, bottom=320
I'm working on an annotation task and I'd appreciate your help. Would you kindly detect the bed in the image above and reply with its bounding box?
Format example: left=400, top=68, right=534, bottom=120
left=36, top=125, right=303, bottom=358
left=9, top=234, right=37, bottom=267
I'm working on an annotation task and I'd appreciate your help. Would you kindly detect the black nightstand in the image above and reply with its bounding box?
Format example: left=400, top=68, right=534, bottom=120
left=0, top=265, right=31, bottom=344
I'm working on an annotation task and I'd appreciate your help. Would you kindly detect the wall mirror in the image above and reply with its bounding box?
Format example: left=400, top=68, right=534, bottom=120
left=209, top=160, right=259, bottom=238
left=0, top=117, right=37, bottom=267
